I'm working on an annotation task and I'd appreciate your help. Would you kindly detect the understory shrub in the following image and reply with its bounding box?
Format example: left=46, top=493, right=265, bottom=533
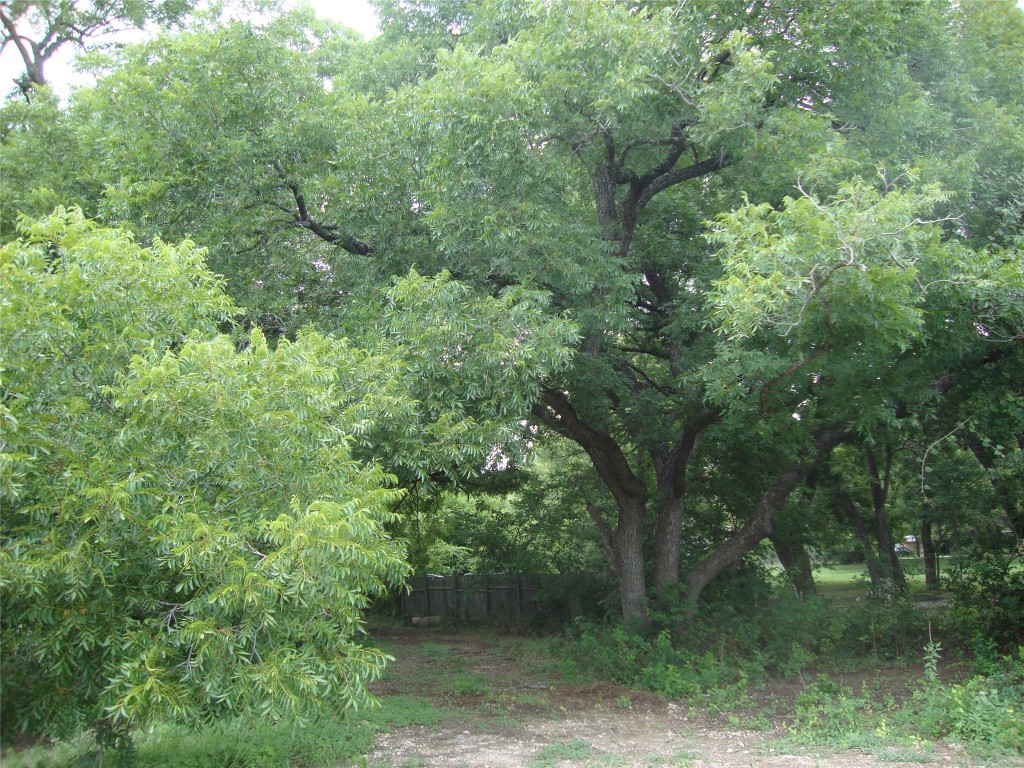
left=1, top=696, right=449, bottom=768
left=570, top=620, right=759, bottom=710
left=917, top=644, right=1024, bottom=757
left=946, top=547, right=1024, bottom=648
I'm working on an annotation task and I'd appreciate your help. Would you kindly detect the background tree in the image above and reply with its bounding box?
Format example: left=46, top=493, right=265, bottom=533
left=0, top=0, right=197, bottom=97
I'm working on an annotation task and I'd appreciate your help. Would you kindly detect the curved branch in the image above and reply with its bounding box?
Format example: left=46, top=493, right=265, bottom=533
left=532, top=388, right=647, bottom=503
left=287, top=183, right=373, bottom=256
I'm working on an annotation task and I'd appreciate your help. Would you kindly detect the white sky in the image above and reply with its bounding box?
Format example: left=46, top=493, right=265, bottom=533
left=0, top=1, right=379, bottom=101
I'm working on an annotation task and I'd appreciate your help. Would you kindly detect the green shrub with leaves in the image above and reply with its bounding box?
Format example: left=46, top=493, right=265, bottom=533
left=0, top=209, right=576, bottom=752
left=917, top=643, right=1024, bottom=757
left=0, top=210, right=408, bottom=747
left=946, top=547, right=1024, bottom=648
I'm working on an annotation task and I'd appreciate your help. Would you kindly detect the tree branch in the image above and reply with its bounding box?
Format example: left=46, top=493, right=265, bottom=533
left=286, top=183, right=373, bottom=256
left=636, top=153, right=731, bottom=213
left=759, top=344, right=830, bottom=415
left=532, top=388, right=647, bottom=503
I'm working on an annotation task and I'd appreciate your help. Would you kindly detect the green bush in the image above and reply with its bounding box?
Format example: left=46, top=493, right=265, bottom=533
left=1, top=695, right=450, bottom=768
left=917, top=645, right=1024, bottom=757
left=946, top=548, right=1024, bottom=648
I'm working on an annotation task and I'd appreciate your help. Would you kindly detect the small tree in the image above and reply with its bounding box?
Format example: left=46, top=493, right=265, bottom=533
left=0, top=209, right=575, bottom=751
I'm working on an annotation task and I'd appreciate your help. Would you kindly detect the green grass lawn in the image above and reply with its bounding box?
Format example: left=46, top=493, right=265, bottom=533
left=813, top=557, right=953, bottom=599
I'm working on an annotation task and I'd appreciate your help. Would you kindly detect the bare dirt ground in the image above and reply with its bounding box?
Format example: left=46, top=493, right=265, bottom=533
left=363, top=627, right=981, bottom=768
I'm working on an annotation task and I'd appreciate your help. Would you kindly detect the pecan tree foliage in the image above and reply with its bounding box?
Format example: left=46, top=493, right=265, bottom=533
left=0, top=0, right=195, bottom=98
left=0, top=208, right=575, bottom=744
left=2, top=1, right=1022, bottom=624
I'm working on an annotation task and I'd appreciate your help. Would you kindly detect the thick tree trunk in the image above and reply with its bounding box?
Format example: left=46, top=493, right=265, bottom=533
left=836, top=490, right=884, bottom=587
left=614, top=497, right=650, bottom=626
left=651, top=410, right=721, bottom=589
left=652, top=486, right=684, bottom=590
left=533, top=390, right=650, bottom=625
left=865, top=448, right=906, bottom=590
left=684, top=425, right=851, bottom=608
left=921, top=519, right=939, bottom=589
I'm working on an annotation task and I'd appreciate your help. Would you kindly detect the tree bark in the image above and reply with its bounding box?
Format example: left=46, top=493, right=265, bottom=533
left=921, top=519, right=939, bottom=589
left=532, top=389, right=650, bottom=625
left=836, top=490, right=884, bottom=588
left=614, top=497, right=650, bottom=626
left=684, top=425, right=851, bottom=607
left=651, top=408, right=721, bottom=589
left=651, top=467, right=685, bottom=591
left=865, top=447, right=906, bottom=589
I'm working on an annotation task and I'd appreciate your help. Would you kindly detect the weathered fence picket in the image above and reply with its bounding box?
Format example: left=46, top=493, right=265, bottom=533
left=400, top=572, right=613, bottom=627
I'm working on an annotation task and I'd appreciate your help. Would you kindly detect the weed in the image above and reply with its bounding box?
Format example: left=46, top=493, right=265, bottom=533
left=367, top=695, right=451, bottom=730
left=615, top=695, right=632, bottom=709
left=417, top=642, right=458, bottom=666
left=590, top=753, right=626, bottom=766
left=518, top=692, right=552, bottom=710
left=1, top=694, right=451, bottom=768
left=450, top=671, right=491, bottom=696
left=529, top=739, right=594, bottom=767
left=913, top=645, right=1024, bottom=759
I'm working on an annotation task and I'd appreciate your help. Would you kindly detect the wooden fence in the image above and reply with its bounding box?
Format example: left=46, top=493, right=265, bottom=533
left=400, top=572, right=614, bottom=627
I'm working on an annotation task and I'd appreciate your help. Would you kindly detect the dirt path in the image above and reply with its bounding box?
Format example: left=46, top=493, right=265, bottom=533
left=363, top=628, right=980, bottom=768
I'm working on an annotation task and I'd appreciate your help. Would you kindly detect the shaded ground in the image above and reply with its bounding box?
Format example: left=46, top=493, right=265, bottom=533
left=363, top=626, right=980, bottom=768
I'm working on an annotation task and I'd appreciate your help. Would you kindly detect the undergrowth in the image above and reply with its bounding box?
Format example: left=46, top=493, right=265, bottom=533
left=1, top=695, right=449, bottom=768
left=569, top=566, right=1024, bottom=761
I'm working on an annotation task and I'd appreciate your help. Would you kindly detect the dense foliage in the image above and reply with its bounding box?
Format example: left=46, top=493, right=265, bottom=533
left=0, top=209, right=574, bottom=745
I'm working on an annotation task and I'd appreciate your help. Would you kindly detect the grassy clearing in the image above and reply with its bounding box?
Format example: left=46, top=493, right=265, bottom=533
left=812, top=557, right=954, bottom=600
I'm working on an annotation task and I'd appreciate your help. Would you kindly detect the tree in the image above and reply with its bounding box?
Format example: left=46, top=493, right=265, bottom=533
left=3, top=1, right=1022, bottom=627
left=0, top=0, right=196, bottom=98
left=0, top=209, right=575, bottom=749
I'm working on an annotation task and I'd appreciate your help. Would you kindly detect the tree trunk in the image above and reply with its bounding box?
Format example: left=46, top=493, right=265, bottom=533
left=836, top=490, right=884, bottom=588
left=684, top=425, right=851, bottom=608
left=770, top=527, right=815, bottom=598
left=614, top=497, right=650, bottom=626
left=532, top=390, right=650, bottom=625
left=921, top=519, right=939, bottom=589
left=651, top=486, right=684, bottom=590
left=865, top=448, right=906, bottom=590
left=651, top=410, right=721, bottom=589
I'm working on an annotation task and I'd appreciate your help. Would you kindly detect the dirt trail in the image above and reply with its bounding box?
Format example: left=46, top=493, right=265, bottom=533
left=363, top=628, right=979, bottom=768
